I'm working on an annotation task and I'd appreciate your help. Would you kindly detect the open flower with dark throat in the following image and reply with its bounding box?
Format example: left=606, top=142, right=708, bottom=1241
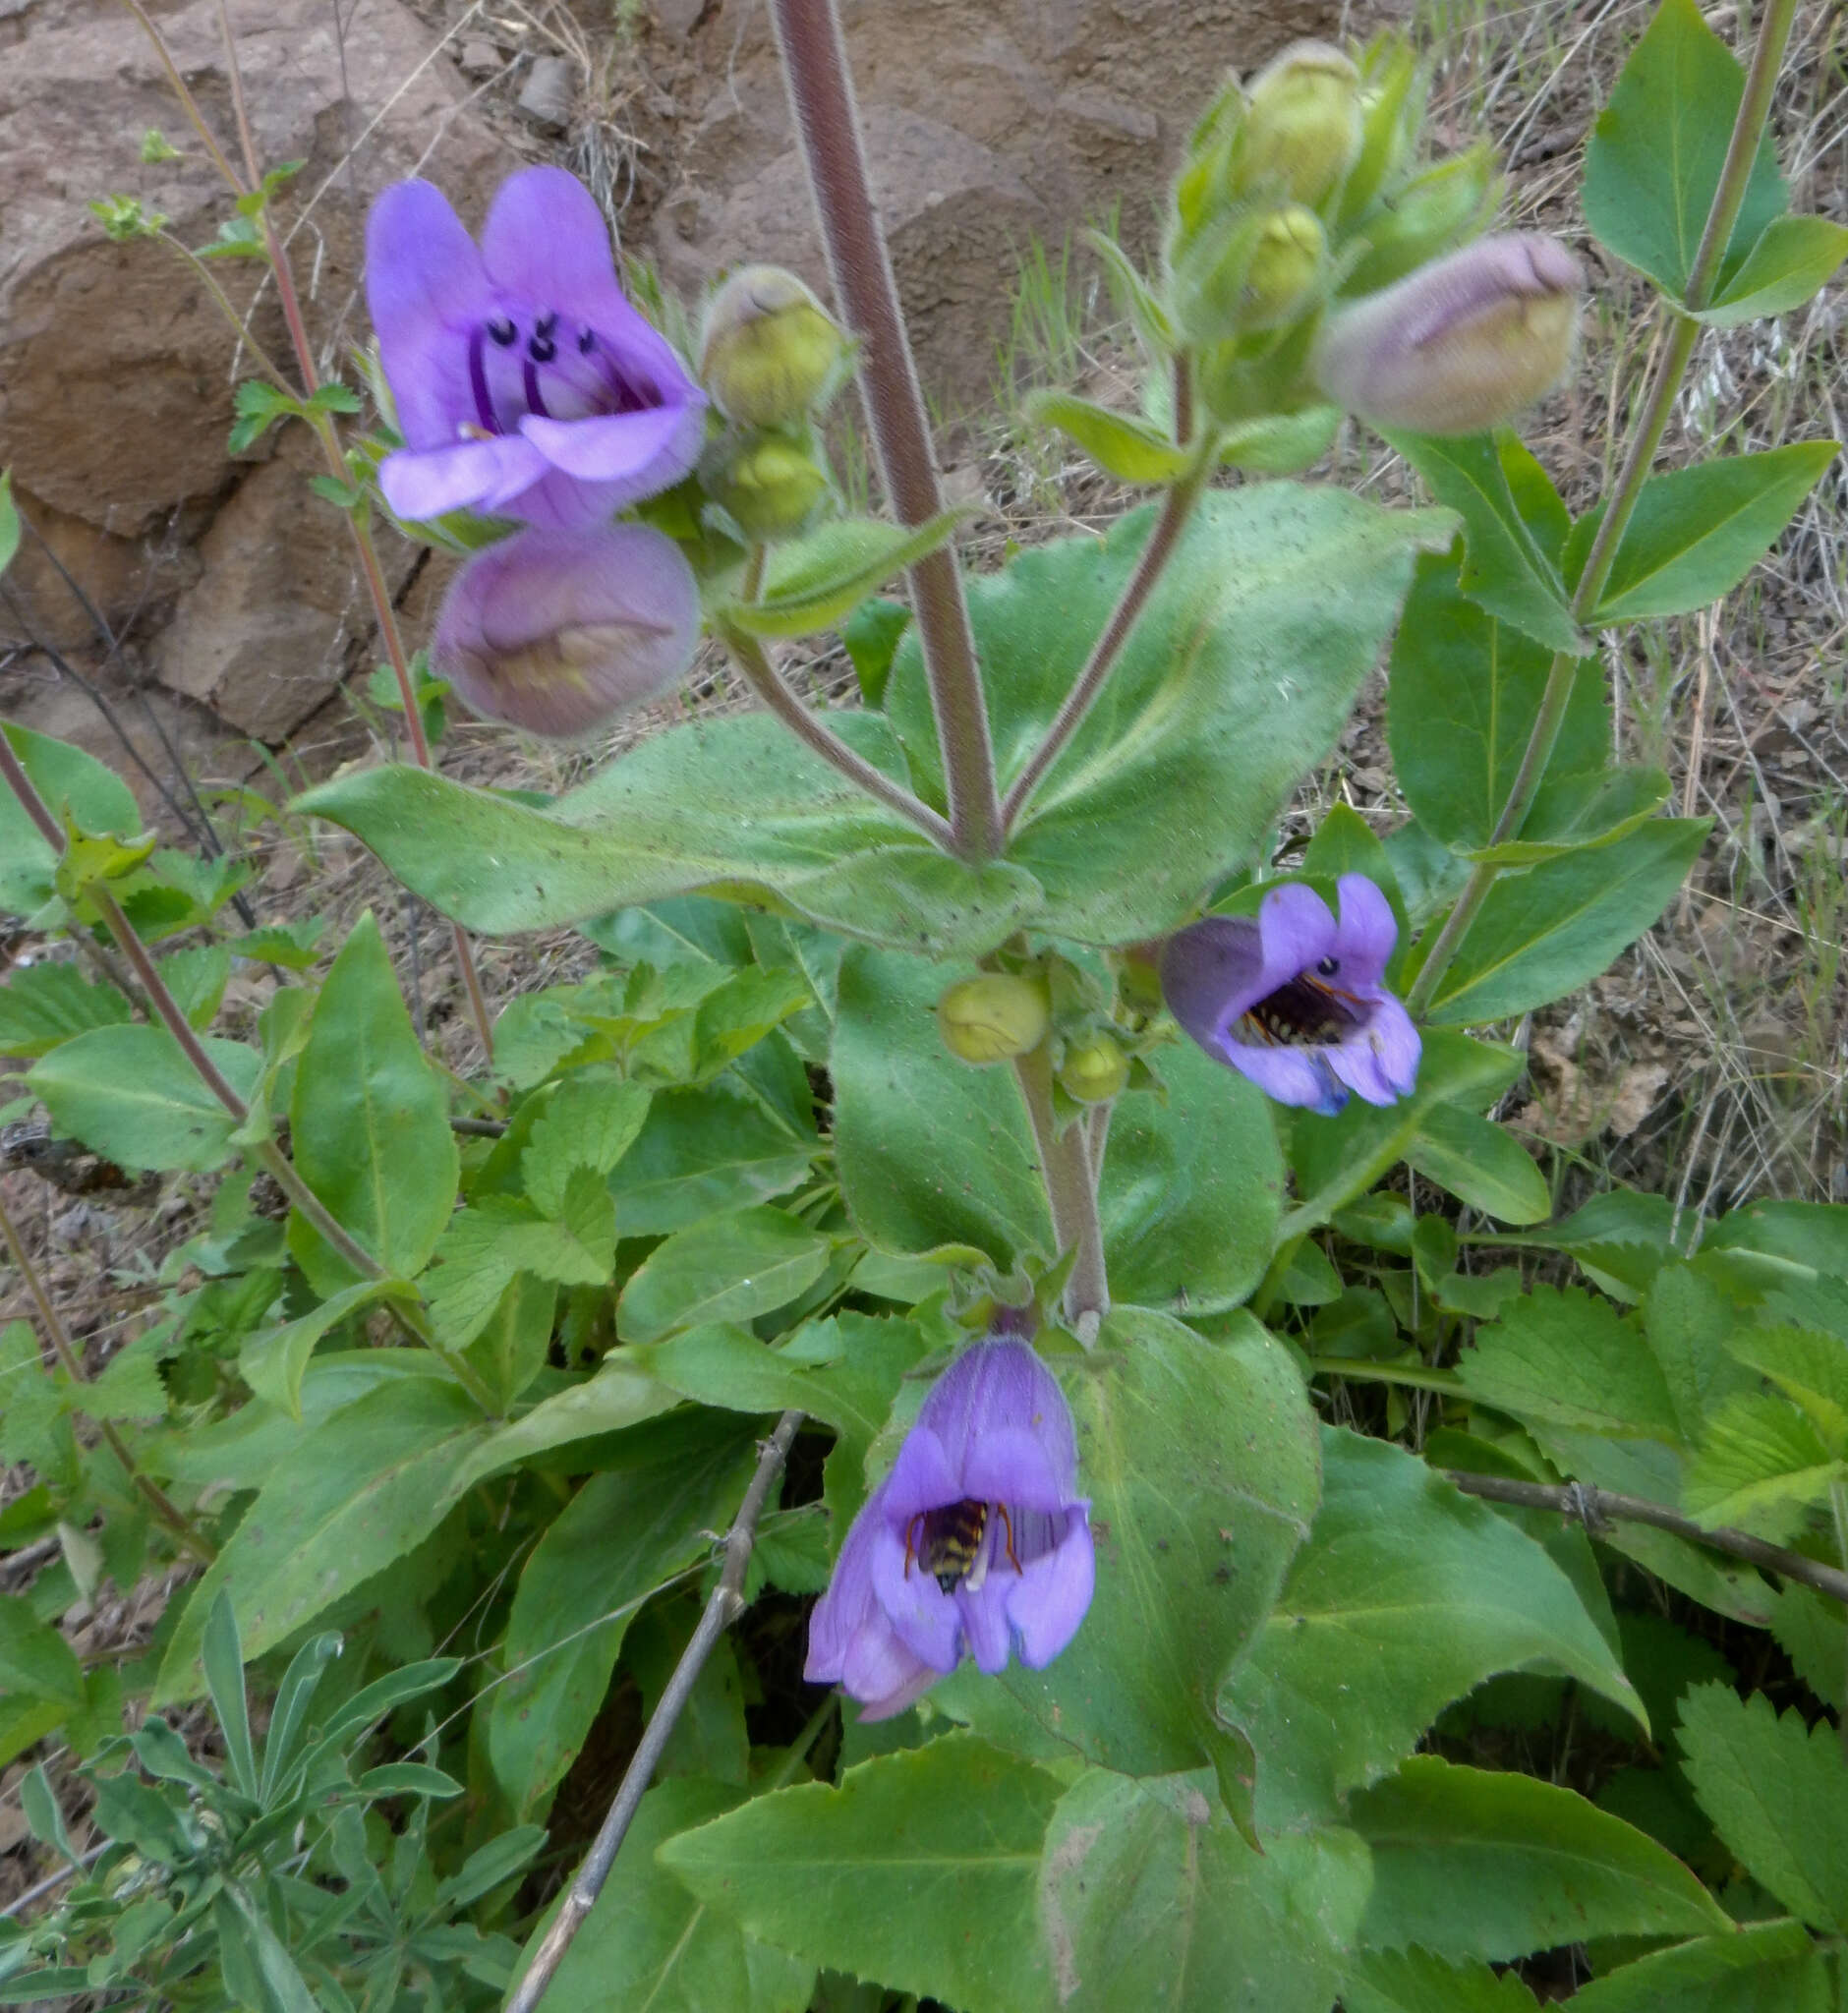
left=1160, top=874, right=1419, bottom=1115
left=366, top=167, right=705, bottom=529
left=430, top=523, right=700, bottom=738
left=806, top=1336, right=1093, bottom=1721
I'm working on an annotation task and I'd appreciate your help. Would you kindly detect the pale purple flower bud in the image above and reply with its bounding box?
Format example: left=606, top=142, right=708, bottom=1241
left=805, top=1336, right=1094, bottom=1721
left=1312, top=231, right=1583, bottom=436
left=1160, top=875, right=1420, bottom=1116
left=365, top=168, right=706, bottom=530
left=430, top=524, right=699, bottom=738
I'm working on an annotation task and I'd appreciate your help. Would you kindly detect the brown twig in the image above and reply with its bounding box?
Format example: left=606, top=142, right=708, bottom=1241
left=1447, top=1470, right=1848, bottom=1605
left=505, top=1409, right=804, bottom=2013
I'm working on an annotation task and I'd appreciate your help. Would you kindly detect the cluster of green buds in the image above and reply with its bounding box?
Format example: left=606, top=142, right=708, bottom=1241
left=694, top=265, right=847, bottom=543
left=1163, top=34, right=1579, bottom=438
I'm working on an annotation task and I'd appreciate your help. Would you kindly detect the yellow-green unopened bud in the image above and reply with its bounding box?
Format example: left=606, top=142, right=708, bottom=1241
left=1175, top=204, right=1325, bottom=347
left=700, top=433, right=831, bottom=541
left=1059, top=1033, right=1129, bottom=1105
left=1242, top=206, right=1326, bottom=328
left=699, top=265, right=845, bottom=427
left=1237, top=41, right=1362, bottom=209
left=937, top=975, right=1052, bottom=1065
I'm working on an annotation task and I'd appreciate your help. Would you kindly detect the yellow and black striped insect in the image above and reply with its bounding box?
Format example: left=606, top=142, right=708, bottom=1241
left=1240, top=958, right=1363, bottom=1048
left=905, top=1498, right=1022, bottom=1593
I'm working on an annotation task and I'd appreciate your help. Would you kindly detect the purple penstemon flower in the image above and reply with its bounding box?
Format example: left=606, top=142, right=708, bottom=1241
left=1160, top=873, right=1420, bottom=1116
left=365, top=166, right=706, bottom=530
left=806, top=1336, right=1094, bottom=1721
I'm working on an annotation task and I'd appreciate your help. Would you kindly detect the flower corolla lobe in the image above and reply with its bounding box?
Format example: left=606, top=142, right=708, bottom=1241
left=1160, top=873, right=1420, bottom=1115
left=805, top=1338, right=1093, bottom=1721
left=366, top=167, right=705, bottom=529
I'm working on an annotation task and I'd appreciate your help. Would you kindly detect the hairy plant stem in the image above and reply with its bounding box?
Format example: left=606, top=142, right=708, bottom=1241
left=0, top=1189, right=215, bottom=1564
left=1403, top=0, right=1800, bottom=1022
left=1448, top=1470, right=1848, bottom=1607
left=766, top=0, right=1002, bottom=861
left=1011, top=1045, right=1109, bottom=1337
left=722, top=627, right=955, bottom=848
left=1003, top=448, right=1215, bottom=833
left=505, top=1410, right=805, bottom=2013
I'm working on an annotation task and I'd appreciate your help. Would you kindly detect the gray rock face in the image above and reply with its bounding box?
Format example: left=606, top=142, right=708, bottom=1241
left=0, top=0, right=515, bottom=780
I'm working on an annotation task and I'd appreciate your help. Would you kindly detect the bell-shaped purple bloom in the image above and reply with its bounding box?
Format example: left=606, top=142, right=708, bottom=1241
left=430, top=523, right=700, bottom=738
left=806, top=1337, right=1094, bottom=1721
left=366, top=167, right=706, bottom=530
left=1160, top=873, right=1420, bottom=1117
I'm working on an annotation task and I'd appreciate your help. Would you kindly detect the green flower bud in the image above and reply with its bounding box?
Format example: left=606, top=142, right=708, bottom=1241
left=1174, top=205, right=1326, bottom=347
left=937, top=974, right=1052, bottom=1065
left=698, top=265, right=846, bottom=427
left=1236, top=42, right=1362, bottom=210
left=699, top=432, right=832, bottom=541
left=1313, top=232, right=1582, bottom=436
left=1059, top=1032, right=1130, bottom=1105
left=1114, top=944, right=1167, bottom=1018
left=1341, top=145, right=1501, bottom=297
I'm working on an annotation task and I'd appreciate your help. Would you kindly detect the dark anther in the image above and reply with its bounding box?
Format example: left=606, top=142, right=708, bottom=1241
left=487, top=316, right=517, bottom=346
left=528, top=334, right=557, bottom=364
left=534, top=311, right=559, bottom=337
left=578, top=327, right=597, bottom=354
left=1315, top=956, right=1340, bottom=976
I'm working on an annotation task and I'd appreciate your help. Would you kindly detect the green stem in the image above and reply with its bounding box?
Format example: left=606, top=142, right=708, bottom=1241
left=1403, top=0, right=1799, bottom=1022
left=1011, top=1045, right=1109, bottom=1337
left=1831, top=1478, right=1848, bottom=1757
left=766, top=0, right=1003, bottom=861
left=1304, top=1356, right=1463, bottom=1394
left=0, top=1189, right=216, bottom=1565
left=1002, top=438, right=1215, bottom=834
left=723, top=627, right=956, bottom=847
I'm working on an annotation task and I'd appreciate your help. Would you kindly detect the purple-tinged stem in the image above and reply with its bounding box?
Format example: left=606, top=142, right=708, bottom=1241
left=766, top=0, right=1003, bottom=862
left=1012, top=1044, right=1109, bottom=1337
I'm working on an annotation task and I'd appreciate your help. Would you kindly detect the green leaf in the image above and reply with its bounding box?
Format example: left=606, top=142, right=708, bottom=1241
left=238, top=1279, right=420, bottom=1421
left=940, top=1308, right=1317, bottom=1807
left=1218, top=406, right=1344, bottom=475
left=296, top=715, right=1041, bottom=959
left=0, top=1593, right=84, bottom=1707
left=288, top=911, right=458, bottom=1292
left=1025, top=391, right=1193, bottom=484
left=1677, top=1684, right=1848, bottom=1931
left=1682, top=1394, right=1842, bottom=1538
left=886, top=486, right=1452, bottom=945
left=1416, top=819, right=1708, bottom=1025
left=152, top=1378, right=491, bottom=1703
left=832, top=947, right=1284, bottom=1309
left=1407, top=1105, right=1549, bottom=1225
left=1582, top=0, right=1788, bottom=305
left=617, top=1207, right=833, bottom=1344
left=1570, top=1919, right=1829, bottom=2013
left=200, top=1590, right=258, bottom=1798
left=1458, top=1285, right=1681, bottom=1440
left=609, top=1084, right=818, bottom=1235
left=1697, top=213, right=1848, bottom=324
left=1350, top=1755, right=1729, bottom=1960
left=425, top=1185, right=615, bottom=1346
left=1383, top=432, right=1582, bottom=652
left=722, top=510, right=970, bottom=639
left=1726, top=1325, right=1848, bottom=1448
left=840, top=597, right=910, bottom=708
left=1643, top=1261, right=1757, bottom=1439
left=448, top=1353, right=679, bottom=1493
left=1388, top=558, right=1661, bottom=864
left=658, top=1737, right=1063, bottom=2013
left=1567, top=443, right=1838, bottom=622
left=1223, top=1431, right=1645, bottom=1828
left=490, top=1412, right=761, bottom=1816
left=521, top=1076, right=650, bottom=1218
left=87, top=1344, right=167, bottom=1420
left=0, top=721, right=140, bottom=916
left=0, top=962, right=130, bottom=1059
left=513, top=1776, right=813, bottom=2013
left=29, top=1025, right=261, bottom=1172
left=157, top=943, right=231, bottom=1029
left=0, top=472, right=18, bottom=576
left=1036, top=1770, right=1370, bottom=2013
left=1343, top=1949, right=1542, bottom=2013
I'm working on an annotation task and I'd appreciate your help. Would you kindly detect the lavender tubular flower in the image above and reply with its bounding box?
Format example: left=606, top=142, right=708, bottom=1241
left=366, top=167, right=705, bottom=529
left=1160, top=874, right=1419, bottom=1116
left=1312, top=231, right=1583, bottom=436
left=431, top=523, right=699, bottom=737
left=806, top=1338, right=1094, bottom=1721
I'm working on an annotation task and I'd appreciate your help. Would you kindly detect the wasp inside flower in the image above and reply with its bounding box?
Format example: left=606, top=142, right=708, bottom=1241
left=1159, top=873, right=1420, bottom=1115
left=805, top=1336, right=1094, bottom=1721
left=365, top=167, right=706, bottom=530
